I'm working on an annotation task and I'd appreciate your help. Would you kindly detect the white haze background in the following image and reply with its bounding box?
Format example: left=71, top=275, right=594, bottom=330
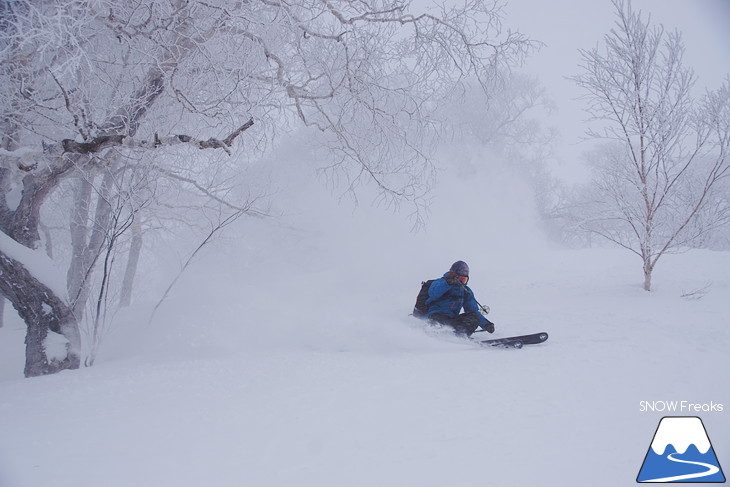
left=1, top=1, right=729, bottom=486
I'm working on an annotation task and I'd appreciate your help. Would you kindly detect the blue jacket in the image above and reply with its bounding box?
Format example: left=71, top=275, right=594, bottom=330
left=425, top=273, right=489, bottom=326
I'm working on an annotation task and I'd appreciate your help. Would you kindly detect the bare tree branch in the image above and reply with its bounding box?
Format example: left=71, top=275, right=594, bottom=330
left=1, top=118, right=254, bottom=168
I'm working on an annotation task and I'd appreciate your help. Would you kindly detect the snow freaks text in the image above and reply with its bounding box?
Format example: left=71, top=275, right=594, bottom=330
left=639, top=401, right=724, bottom=413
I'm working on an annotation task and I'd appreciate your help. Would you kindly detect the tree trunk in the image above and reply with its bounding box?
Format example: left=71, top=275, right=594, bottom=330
left=0, top=250, right=81, bottom=377
left=40, top=221, right=54, bottom=259
left=119, top=219, right=143, bottom=308
left=643, top=261, right=653, bottom=291
left=67, top=174, right=94, bottom=315
left=0, top=154, right=82, bottom=376
left=66, top=170, right=115, bottom=318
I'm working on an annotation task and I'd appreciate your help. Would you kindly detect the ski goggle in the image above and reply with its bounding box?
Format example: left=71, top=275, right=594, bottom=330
left=456, top=275, right=468, bottom=285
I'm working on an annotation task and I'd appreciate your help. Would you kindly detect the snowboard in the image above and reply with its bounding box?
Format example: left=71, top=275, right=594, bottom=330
left=478, top=332, right=549, bottom=349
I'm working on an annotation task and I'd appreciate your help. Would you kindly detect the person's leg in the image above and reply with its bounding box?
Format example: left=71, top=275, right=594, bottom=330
left=428, top=312, right=481, bottom=337
left=451, top=312, right=481, bottom=337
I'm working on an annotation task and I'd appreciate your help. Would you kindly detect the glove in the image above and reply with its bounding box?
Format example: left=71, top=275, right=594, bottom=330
left=483, top=320, right=495, bottom=334
left=445, top=271, right=460, bottom=286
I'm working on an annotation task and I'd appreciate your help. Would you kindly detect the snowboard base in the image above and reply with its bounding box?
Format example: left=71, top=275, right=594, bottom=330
left=478, top=332, right=548, bottom=349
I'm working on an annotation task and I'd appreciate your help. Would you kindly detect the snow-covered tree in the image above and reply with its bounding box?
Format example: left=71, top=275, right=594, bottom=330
left=570, top=0, right=730, bottom=291
left=0, top=0, right=534, bottom=376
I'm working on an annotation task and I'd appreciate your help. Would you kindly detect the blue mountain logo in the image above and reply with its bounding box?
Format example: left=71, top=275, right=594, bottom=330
left=637, top=416, right=725, bottom=483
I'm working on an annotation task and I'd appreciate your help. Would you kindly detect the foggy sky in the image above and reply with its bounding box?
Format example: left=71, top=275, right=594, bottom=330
left=505, top=0, right=730, bottom=180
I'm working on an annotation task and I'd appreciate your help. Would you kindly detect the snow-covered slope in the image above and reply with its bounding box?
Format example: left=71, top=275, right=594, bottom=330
left=1, top=155, right=728, bottom=487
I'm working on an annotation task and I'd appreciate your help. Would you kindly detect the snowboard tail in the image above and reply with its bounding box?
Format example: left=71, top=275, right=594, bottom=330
left=479, top=332, right=548, bottom=348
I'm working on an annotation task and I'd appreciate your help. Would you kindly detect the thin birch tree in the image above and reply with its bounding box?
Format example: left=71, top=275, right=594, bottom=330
left=571, top=0, right=730, bottom=290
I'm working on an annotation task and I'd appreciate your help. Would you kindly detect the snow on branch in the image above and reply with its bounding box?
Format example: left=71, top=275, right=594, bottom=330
left=0, top=118, right=255, bottom=171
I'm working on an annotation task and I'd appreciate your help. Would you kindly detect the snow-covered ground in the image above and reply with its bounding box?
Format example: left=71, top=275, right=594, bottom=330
left=1, top=160, right=728, bottom=487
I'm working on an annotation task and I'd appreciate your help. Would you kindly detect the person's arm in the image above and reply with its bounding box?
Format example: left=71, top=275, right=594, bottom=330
left=462, top=287, right=481, bottom=314
left=427, top=278, right=451, bottom=303
left=463, top=286, right=495, bottom=331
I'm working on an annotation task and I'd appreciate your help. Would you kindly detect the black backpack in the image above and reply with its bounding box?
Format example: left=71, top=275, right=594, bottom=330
left=412, top=279, right=435, bottom=318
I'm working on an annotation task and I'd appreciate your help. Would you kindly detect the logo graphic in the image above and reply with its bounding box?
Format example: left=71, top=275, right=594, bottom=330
left=637, top=416, right=725, bottom=483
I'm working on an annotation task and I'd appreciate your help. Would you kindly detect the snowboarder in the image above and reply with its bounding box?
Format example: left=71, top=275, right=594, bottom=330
left=418, top=261, right=495, bottom=337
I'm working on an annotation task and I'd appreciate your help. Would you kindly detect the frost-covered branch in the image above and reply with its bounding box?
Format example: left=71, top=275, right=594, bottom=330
left=1, top=119, right=254, bottom=172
